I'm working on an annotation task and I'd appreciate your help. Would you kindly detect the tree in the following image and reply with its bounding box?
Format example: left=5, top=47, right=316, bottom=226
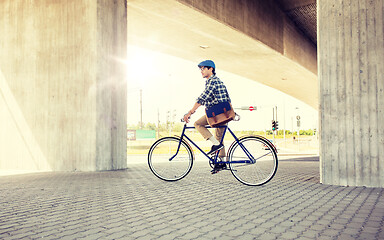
left=145, top=122, right=157, bottom=130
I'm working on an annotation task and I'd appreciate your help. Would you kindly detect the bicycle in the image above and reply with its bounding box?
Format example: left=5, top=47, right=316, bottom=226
left=147, top=121, right=278, bottom=186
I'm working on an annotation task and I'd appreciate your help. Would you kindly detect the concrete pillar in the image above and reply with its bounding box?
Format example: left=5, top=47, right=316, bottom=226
left=0, top=0, right=127, bottom=172
left=318, top=0, right=384, bottom=187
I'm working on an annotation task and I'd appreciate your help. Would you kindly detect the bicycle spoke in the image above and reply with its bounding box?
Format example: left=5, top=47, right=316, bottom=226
left=228, top=136, right=278, bottom=186
left=148, top=137, right=193, bottom=181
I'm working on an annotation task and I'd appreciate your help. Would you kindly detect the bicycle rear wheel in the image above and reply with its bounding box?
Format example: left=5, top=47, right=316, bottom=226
left=148, top=137, right=193, bottom=181
left=228, top=136, right=278, bottom=186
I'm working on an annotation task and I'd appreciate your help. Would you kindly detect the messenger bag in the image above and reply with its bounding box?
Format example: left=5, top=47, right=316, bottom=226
left=205, top=101, right=235, bottom=127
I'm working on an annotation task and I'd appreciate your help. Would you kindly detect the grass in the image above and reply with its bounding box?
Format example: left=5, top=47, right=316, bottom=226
left=127, top=131, right=319, bottom=155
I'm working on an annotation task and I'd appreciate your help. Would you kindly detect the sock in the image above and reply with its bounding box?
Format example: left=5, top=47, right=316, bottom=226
left=208, top=136, right=220, bottom=145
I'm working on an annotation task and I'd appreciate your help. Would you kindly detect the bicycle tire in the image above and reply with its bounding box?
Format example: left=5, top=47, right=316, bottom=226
left=148, top=137, right=193, bottom=181
left=228, top=136, right=278, bottom=186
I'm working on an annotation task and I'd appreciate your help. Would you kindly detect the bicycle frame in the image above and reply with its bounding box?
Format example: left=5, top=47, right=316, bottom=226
left=170, top=124, right=256, bottom=164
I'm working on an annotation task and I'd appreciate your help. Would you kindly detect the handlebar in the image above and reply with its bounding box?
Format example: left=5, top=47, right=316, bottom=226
left=181, top=113, right=190, bottom=123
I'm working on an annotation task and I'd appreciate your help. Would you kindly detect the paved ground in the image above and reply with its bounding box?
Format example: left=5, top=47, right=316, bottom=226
left=0, top=157, right=383, bottom=240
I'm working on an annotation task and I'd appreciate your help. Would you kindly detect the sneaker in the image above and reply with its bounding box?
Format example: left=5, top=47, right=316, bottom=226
left=207, top=143, right=224, bottom=155
left=211, top=162, right=226, bottom=174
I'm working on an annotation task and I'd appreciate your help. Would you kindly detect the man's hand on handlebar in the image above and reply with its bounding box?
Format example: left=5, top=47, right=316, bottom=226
left=183, top=112, right=191, bottom=123
left=183, top=104, right=199, bottom=123
left=183, top=109, right=195, bottom=123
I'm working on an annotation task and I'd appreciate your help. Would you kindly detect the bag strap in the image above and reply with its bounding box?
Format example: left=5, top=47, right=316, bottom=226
left=224, top=108, right=228, bottom=118
left=212, top=112, right=217, bottom=123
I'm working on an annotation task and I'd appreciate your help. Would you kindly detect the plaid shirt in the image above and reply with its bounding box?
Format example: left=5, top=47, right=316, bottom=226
left=196, top=74, right=231, bottom=108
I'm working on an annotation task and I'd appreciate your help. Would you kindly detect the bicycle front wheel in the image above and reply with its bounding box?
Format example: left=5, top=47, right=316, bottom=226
left=228, top=136, right=278, bottom=186
left=148, top=137, right=193, bottom=181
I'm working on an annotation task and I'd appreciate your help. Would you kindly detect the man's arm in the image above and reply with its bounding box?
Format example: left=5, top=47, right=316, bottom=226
left=196, top=79, right=214, bottom=106
left=183, top=102, right=201, bottom=123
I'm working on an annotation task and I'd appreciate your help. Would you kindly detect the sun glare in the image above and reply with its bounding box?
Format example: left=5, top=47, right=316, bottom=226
left=126, top=45, right=318, bottom=131
left=127, top=46, right=162, bottom=88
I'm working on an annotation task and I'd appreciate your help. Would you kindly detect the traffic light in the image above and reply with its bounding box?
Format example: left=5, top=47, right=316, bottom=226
left=272, top=120, right=279, bottom=131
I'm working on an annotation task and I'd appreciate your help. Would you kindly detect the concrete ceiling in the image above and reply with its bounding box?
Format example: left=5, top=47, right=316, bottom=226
left=127, top=0, right=318, bottom=109
left=276, top=0, right=317, bottom=45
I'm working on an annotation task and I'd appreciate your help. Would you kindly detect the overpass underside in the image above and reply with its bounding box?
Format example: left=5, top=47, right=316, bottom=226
left=128, top=0, right=318, bottom=109
left=0, top=0, right=383, bottom=187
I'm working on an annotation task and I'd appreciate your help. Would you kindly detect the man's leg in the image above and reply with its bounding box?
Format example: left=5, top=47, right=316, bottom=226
left=215, top=126, right=226, bottom=158
left=194, top=115, right=212, bottom=140
left=194, top=116, right=223, bottom=155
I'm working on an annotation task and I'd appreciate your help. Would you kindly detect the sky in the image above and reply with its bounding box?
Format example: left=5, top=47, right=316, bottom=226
left=126, top=45, right=318, bottom=132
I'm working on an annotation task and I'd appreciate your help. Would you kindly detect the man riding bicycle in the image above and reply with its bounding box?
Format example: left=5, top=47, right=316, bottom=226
left=183, top=60, right=232, bottom=173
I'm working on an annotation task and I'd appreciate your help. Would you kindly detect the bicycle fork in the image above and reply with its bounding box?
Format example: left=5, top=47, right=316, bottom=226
left=169, top=124, right=188, bottom=161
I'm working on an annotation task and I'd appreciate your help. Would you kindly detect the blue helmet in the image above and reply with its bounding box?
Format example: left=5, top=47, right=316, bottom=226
left=198, top=60, right=215, bottom=69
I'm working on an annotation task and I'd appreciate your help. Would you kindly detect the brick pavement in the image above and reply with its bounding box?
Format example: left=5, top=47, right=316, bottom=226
left=0, top=159, right=383, bottom=240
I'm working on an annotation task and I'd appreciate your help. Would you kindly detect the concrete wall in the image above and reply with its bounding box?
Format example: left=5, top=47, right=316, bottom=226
left=318, top=0, right=384, bottom=187
left=0, top=0, right=127, bottom=172
left=178, top=0, right=317, bottom=74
